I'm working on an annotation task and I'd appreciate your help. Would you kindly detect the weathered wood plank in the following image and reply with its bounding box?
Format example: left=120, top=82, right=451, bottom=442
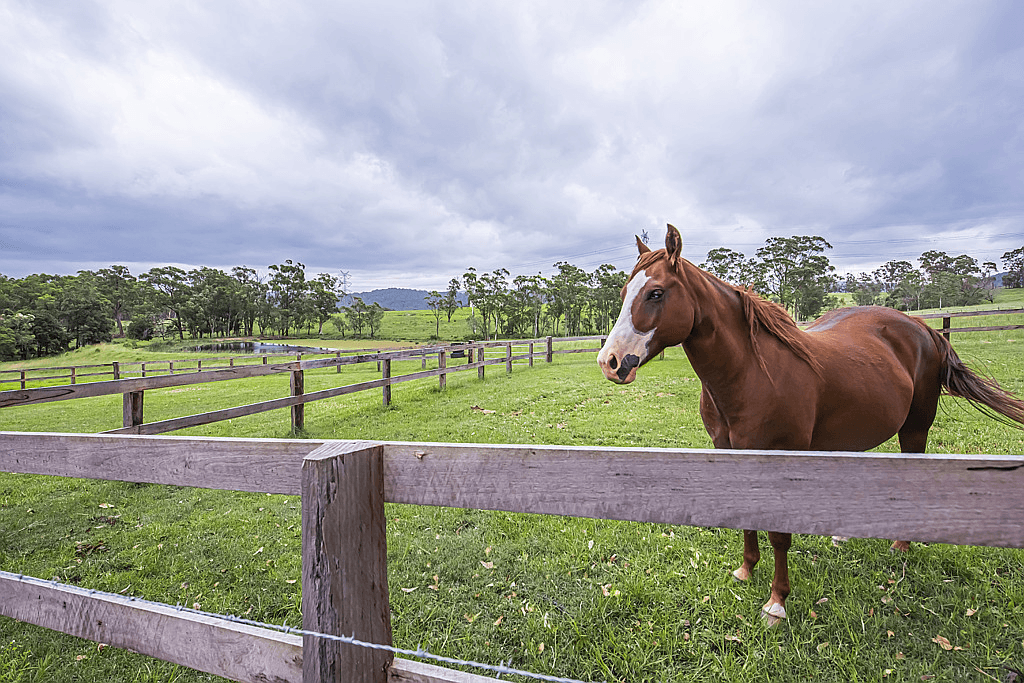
left=0, top=571, right=303, bottom=683
left=380, top=442, right=1024, bottom=548
left=303, top=442, right=392, bottom=683
left=389, top=659, right=500, bottom=683
left=0, top=361, right=301, bottom=408
left=917, top=307, right=1024, bottom=319
left=0, top=432, right=318, bottom=494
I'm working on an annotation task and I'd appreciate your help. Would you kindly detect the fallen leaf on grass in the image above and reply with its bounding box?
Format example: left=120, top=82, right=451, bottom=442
left=480, top=561, right=494, bottom=570
left=98, top=503, right=115, bottom=509
left=723, top=634, right=742, bottom=643
left=470, top=406, right=496, bottom=414
left=464, top=613, right=479, bottom=623
left=817, top=642, right=830, bottom=653
left=401, top=587, right=417, bottom=593
left=428, top=575, right=439, bottom=591
left=493, top=616, right=503, bottom=626
left=932, top=635, right=952, bottom=651
left=601, top=584, right=620, bottom=597
left=965, top=608, right=977, bottom=617
left=816, top=597, right=829, bottom=605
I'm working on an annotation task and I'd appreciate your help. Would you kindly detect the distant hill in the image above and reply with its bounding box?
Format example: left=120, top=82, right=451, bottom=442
left=340, top=288, right=468, bottom=311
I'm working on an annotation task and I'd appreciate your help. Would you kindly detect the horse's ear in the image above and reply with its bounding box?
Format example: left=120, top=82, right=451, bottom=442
left=665, top=224, right=683, bottom=266
left=636, top=235, right=651, bottom=255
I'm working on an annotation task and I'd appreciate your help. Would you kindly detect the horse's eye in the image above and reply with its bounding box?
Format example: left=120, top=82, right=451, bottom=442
left=647, top=289, right=663, bottom=301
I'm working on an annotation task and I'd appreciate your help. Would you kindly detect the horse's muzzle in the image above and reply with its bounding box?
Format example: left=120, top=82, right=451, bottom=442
left=598, top=352, right=641, bottom=384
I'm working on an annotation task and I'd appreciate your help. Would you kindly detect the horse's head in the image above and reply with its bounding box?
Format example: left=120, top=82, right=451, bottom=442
left=597, top=224, right=694, bottom=384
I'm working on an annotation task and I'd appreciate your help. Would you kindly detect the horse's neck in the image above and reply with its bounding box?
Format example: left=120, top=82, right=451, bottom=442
left=681, top=268, right=761, bottom=390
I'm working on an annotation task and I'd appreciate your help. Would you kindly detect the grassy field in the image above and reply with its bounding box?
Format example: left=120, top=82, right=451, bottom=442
left=1, top=299, right=1024, bottom=682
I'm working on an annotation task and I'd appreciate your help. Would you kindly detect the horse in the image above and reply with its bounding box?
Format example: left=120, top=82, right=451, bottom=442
left=597, top=224, right=1024, bottom=625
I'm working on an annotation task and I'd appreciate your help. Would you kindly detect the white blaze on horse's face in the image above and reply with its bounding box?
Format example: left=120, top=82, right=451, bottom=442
left=597, top=271, right=656, bottom=384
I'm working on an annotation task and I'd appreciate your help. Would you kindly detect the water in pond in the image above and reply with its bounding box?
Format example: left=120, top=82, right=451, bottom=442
left=190, top=341, right=332, bottom=354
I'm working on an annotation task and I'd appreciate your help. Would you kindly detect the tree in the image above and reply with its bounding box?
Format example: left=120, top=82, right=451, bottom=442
left=140, top=266, right=190, bottom=339
left=231, top=266, right=265, bottom=337
left=96, top=266, right=138, bottom=337
left=751, top=236, right=835, bottom=320
left=426, top=291, right=444, bottom=338
left=591, top=264, right=627, bottom=333
left=268, top=260, right=307, bottom=336
left=547, top=262, right=589, bottom=336
left=57, top=275, right=113, bottom=348
left=366, top=302, right=385, bottom=338
left=443, top=278, right=462, bottom=323
left=702, top=248, right=752, bottom=286
left=1003, top=246, right=1024, bottom=288
left=309, top=273, right=341, bottom=335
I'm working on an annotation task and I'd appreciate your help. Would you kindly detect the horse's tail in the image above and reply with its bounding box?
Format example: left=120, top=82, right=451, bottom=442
left=926, top=324, right=1024, bottom=426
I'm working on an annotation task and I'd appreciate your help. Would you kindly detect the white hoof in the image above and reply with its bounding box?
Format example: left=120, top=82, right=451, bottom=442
left=831, top=536, right=849, bottom=547
left=732, top=568, right=749, bottom=582
left=761, top=601, right=787, bottom=627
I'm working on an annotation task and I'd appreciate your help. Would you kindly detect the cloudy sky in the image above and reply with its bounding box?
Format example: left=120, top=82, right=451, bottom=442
left=2, top=0, right=1022, bottom=291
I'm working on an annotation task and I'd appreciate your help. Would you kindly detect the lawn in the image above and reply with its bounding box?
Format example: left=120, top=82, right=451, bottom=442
left=1, top=302, right=1023, bottom=682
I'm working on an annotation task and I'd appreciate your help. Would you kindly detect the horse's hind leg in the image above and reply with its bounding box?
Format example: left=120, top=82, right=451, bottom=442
left=732, top=530, right=760, bottom=581
left=892, top=389, right=939, bottom=553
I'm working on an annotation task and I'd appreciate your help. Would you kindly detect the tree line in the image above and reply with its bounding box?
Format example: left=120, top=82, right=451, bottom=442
left=703, top=238, right=1024, bottom=320
left=2, top=239, right=1022, bottom=361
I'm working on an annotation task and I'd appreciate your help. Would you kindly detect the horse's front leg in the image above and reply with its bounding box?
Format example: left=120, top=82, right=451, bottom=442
left=762, top=531, right=792, bottom=626
left=732, top=529, right=760, bottom=581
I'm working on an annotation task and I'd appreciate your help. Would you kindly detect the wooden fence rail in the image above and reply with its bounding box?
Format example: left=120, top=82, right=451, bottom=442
left=0, top=337, right=604, bottom=435
left=0, top=431, right=1022, bottom=682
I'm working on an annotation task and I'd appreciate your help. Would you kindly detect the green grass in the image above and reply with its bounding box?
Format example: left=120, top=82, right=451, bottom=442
left=2, top=308, right=1024, bottom=681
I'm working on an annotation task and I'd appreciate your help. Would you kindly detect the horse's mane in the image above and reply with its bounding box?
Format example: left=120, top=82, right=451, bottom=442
left=633, top=250, right=822, bottom=377
left=734, top=282, right=823, bottom=378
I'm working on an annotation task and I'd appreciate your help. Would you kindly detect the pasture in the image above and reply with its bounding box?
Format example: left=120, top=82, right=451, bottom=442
left=1, top=309, right=1024, bottom=681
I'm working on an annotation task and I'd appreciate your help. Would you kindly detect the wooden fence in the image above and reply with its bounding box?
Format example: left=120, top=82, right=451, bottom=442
left=1, top=431, right=1022, bottom=682
left=0, top=337, right=606, bottom=435
left=3, top=306, right=1022, bottom=390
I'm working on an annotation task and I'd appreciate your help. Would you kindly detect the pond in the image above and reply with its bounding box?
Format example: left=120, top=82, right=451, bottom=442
left=189, top=341, right=333, bottom=355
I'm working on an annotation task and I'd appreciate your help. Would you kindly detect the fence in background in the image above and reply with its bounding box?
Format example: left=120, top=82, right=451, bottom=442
left=0, top=337, right=607, bottom=435
left=1, top=431, right=1022, bottom=682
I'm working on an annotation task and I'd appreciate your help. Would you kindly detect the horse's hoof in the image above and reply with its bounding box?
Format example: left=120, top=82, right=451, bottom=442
left=732, top=567, right=751, bottom=582
left=760, top=601, right=787, bottom=627
left=890, top=540, right=910, bottom=553
left=831, top=536, right=849, bottom=547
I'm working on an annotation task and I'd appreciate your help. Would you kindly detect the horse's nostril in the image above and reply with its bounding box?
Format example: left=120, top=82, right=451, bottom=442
left=609, top=356, right=618, bottom=370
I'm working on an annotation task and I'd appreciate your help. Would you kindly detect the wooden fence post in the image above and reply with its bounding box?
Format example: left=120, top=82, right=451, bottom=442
left=169, top=361, right=175, bottom=375
left=141, top=362, right=147, bottom=378
left=20, top=370, right=26, bottom=390
left=439, top=350, right=447, bottom=390
left=478, top=345, right=485, bottom=381
left=382, top=359, right=391, bottom=407
left=302, top=441, right=392, bottom=683
left=467, top=341, right=474, bottom=365
left=122, top=391, right=144, bottom=430
left=291, top=369, right=304, bottom=432
left=546, top=336, right=554, bottom=363
left=942, top=316, right=951, bottom=341
left=336, top=350, right=342, bottom=373
left=506, top=342, right=512, bottom=374
left=70, top=367, right=76, bottom=385
left=197, top=360, right=203, bottom=372
left=111, top=362, right=119, bottom=380
left=529, top=342, right=534, bottom=368
left=263, top=355, right=269, bottom=365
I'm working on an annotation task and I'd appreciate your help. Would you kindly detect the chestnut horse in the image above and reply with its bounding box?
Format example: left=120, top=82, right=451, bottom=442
left=597, top=224, right=1024, bottom=625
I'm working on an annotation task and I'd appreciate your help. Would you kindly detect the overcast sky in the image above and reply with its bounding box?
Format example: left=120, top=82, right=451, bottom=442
left=2, top=0, right=1023, bottom=291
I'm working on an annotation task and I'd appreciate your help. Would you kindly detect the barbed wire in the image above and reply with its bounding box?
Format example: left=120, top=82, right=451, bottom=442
left=1, top=570, right=602, bottom=683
